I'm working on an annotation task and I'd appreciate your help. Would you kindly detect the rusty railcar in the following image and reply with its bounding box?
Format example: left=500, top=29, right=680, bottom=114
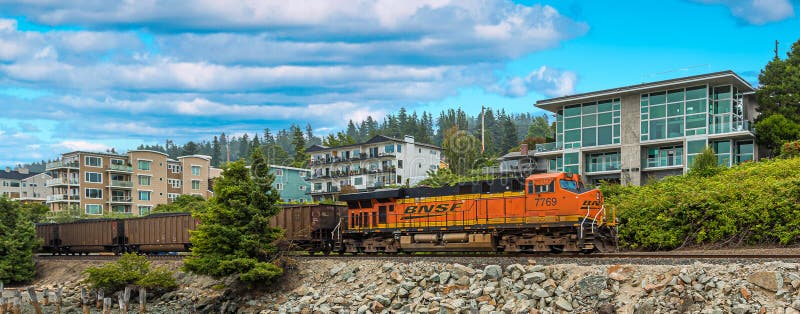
left=35, top=223, right=60, bottom=253
left=269, top=204, right=347, bottom=255
left=122, top=213, right=198, bottom=253
left=57, top=219, right=122, bottom=254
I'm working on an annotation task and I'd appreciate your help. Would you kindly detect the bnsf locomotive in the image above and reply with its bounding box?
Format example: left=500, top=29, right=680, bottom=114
left=336, top=172, right=615, bottom=254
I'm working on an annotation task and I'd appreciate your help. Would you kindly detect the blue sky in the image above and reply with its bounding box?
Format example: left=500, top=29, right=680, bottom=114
left=0, top=0, right=798, bottom=167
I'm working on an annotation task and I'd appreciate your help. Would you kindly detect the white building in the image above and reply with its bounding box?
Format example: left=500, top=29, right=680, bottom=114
left=306, top=135, right=442, bottom=201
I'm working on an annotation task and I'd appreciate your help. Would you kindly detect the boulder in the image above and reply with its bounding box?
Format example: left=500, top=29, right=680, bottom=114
left=554, top=297, right=573, bottom=311
left=439, top=271, right=451, bottom=284
left=523, top=272, right=547, bottom=284
left=578, top=276, right=609, bottom=296
left=747, top=271, right=783, bottom=292
left=484, top=265, right=503, bottom=280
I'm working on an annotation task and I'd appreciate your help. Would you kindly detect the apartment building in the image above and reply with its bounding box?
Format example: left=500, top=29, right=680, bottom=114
left=46, top=150, right=213, bottom=216
left=1, top=167, right=51, bottom=203
left=269, top=165, right=312, bottom=203
left=532, top=70, right=758, bottom=185
left=306, top=135, right=442, bottom=201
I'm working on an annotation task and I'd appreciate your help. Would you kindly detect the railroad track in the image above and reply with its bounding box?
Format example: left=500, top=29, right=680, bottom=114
left=35, top=254, right=185, bottom=261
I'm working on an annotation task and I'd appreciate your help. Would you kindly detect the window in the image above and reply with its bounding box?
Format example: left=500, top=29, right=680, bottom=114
left=398, top=160, right=403, bottom=169
left=111, top=159, right=125, bottom=166
left=534, top=181, right=554, bottom=193
left=299, top=171, right=306, bottom=178
left=385, top=144, right=395, bottom=153
left=274, top=168, right=283, bottom=176
left=354, top=177, right=363, bottom=185
left=138, top=191, right=151, bottom=201
left=191, top=180, right=200, bottom=190
left=168, top=179, right=182, bottom=188
left=168, top=193, right=179, bottom=200
left=85, top=204, right=102, bottom=215
left=137, top=160, right=152, bottom=171
left=397, top=144, right=402, bottom=153
left=85, top=172, right=102, bottom=183
left=138, top=206, right=151, bottom=216
left=736, top=141, right=754, bottom=164
left=191, top=165, right=201, bottom=176
left=138, top=175, right=151, bottom=186
left=397, top=175, right=402, bottom=184
left=298, top=185, right=306, bottom=191
left=276, top=183, right=284, bottom=190
left=85, top=156, right=102, bottom=167
left=559, top=180, right=578, bottom=191
left=168, top=164, right=182, bottom=173
left=85, top=188, right=102, bottom=199
left=430, top=150, right=437, bottom=155
left=314, top=183, right=322, bottom=190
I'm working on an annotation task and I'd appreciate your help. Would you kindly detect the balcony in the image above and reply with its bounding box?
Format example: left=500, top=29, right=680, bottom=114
left=108, top=164, right=134, bottom=173
left=585, top=162, right=621, bottom=173
left=46, top=194, right=80, bottom=203
left=645, top=156, right=683, bottom=169
left=310, top=153, right=396, bottom=167
left=109, top=180, right=134, bottom=189
left=311, top=186, right=340, bottom=195
left=110, top=196, right=133, bottom=203
left=535, top=142, right=562, bottom=153
left=46, top=161, right=79, bottom=170
left=47, top=178, right=79, bottom=186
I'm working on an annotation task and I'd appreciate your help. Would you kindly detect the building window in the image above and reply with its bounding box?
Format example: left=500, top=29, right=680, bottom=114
left=138, top=191, right=151, bottom=201
left=398, top=160, right=403, bottom=169
left=138, top=175, right=151, bottom=186
left=138, top=206, right=152, bottom=216
left=168, top=193, right=179, bottom=200
left=397, top=144, right=402, bottom=153
left=584, top=152, right=621, bottom=173
left=275, top=169, right=283, bottom=176
left=299, top=171, right=306, bottom=178
left=645, top=146, right=683, bottom=168
left=385, top=145, right=395, bottom=153
left=641, top=86, right=709, bottom=140
left=430, top=150, right=437, bottom=155
left=85, top=188, right=103, bottom=199
left=137, top=160, right=152, bottom=171
left=111, top=159, right=125, bottom=166
left=85, top=204, right=102, bottom=215
left=354, top=177, right=363, bottom=185
left=168, top=179, right=181, bottom=188
left=276, top=183, right=283, bottom=190
left=397, top=175, right=402, bottom=184
left=85, top=156, right=102, bottom=167
left=298, top=185, right=306, bottom=191
left=736, top=141, right=754, bottom=164
left=191, top=165, right=201, bottom=176
left=712, top=140, right=732, bottom=167
left=85, top=172, right=102, bottom=183
left=314, top=183, right=322, bottom=191
left=191, top=180, right=200, bottom=190
left=686, top=139, right=707, bottom=167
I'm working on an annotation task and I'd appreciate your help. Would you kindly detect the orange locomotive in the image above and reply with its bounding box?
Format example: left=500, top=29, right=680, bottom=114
left=337, top=172, right=616, bottom=254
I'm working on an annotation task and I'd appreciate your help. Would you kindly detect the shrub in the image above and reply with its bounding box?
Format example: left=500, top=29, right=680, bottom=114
left=780, top=140, right=800, bottom=158
left=690, top=146, right=720, bottom=177
left=607, top=157, right=800, bottom=250
left=0, top=197, right=39, bottom=283
left=84, top=254, right=176, bottom=292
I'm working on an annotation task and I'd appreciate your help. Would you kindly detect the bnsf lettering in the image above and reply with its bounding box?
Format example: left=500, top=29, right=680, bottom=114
left=404, top=203, right=461, bottom=214
left=582, top=200, right=601, bottom=206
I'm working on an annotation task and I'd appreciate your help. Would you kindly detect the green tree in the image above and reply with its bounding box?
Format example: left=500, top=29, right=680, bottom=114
left=756, top=39, right=800, bottom=122
left=183, top=150, right=284, bottom=283
left=290, top=125, right=308, bottom=168
left=442, top=126, right=481, bottom=175
left=527, top=114, right=552, bottom=139
left=754, top=113, right=800, bottom=156
left=690, top=146, right=720, bottom=177
left=182, top=141, right=199, bottom=155
left=0, top=197, right=39, bottom=283
left=152, top=195, right=207, bottom=214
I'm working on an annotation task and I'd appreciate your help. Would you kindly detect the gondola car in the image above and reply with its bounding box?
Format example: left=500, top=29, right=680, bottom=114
left=337, top=172, right=615, bottom=254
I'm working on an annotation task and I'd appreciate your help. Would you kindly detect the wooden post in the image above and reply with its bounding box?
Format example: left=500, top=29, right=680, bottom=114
left=120, top=285, right=131, bottom=314
left=42, top=288, right=49, bottom=306
left=103, top=297, right=112, bottom=314
left=55, top=287, right=63, bottom=314
left=138, top=287, right=146, bottom=314
left=96, top=288, right=104, bottom=309
left=27, top=287, right=43, bottom=314
left=81, top=287, right=90, bottom=314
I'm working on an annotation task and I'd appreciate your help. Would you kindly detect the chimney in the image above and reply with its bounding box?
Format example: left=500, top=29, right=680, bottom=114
left=18, top=168, right=29, bottom=174
left=520, top=144, right=529, bottom=156
left=404, top=135, right=415, bottom=144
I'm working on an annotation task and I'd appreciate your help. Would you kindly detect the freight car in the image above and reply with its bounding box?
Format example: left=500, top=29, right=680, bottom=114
left=35, top=212, right=198, bottom=255
left=337, top=172, right=615, bottom=254
left=268, top=204, right=347, bottom=255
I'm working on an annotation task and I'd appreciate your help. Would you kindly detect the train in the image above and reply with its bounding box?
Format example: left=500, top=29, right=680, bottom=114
left=36, top=172, right=616, bottom=255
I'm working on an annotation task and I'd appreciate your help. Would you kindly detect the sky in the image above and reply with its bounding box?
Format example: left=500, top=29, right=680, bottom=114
left=0, top=0, right=798, bottom=167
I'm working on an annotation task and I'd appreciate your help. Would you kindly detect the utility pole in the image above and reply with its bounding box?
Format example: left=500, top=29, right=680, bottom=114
left=481, top=106, right=485, bottom=154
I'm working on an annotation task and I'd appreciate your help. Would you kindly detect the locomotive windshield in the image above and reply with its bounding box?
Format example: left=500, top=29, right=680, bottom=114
left=559, top=179, right=578, bottom=191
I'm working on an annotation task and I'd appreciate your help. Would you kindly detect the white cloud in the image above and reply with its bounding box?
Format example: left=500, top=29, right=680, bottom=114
left=52, top=140, right=111, bottom=152
left=489, top=66, right=577, bottom=97
left=0, top=18, right=17, bottom=31
left=695, top=0, right=795, bottom=24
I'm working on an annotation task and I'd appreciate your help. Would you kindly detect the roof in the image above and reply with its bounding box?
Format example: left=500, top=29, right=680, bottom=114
left=305, top=135, right=441, bottom=153
left=0, top=170, right=40, bottom=180
left=177, top=154, right=212, bottom=161
left=61, top=151, right=127, bottom=158
left=128, top=149, right=170, bottom=157
left=535, top=70, right=754, bottom=112
left=269, top=164, right=311, bottom=172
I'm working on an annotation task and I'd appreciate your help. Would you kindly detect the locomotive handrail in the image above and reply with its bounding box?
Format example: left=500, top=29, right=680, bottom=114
left=331, top=219, right=342, bottom=242
left=591, top=205, right=603, bottom=234
left=579, top=204, right=591, bottom=239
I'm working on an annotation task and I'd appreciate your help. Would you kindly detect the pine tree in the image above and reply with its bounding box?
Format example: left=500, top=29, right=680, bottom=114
left=290, top=125, right=308, bottom=168
left=211, top=136, right=221, bottom=166
left=239, top=134, right=250, bottom=162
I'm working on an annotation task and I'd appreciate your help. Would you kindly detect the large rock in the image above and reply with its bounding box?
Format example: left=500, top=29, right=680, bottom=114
left=747, top=271, right=783, bottom=292
left=554, top=297, right=573, bottom=311
left=484, top=265, right=503, bottom=280
left=578, top=275, right=608, bottom=296
left=523, top=272, right=547, bottom=284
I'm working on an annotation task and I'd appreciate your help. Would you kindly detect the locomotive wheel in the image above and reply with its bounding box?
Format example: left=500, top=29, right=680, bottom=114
left=322, top=250, right=331, bottom=256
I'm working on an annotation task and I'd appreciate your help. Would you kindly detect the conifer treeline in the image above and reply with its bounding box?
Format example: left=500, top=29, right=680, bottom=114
left=133, top=107, right=553, bottom=167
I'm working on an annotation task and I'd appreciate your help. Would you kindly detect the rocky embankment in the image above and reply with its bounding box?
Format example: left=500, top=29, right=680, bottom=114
left=14, top=258, right=800, bottom=313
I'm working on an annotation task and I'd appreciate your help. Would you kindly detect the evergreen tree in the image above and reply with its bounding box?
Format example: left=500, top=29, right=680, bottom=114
left=346, top=120, right=359, bottom=141
left=239, top=133, right=251, bottom=162
left=0, top=199, right=45, bottom=283
left=263, top=128, right=275, bottom=145
left=183, top=141, right=199, bottom=155
left=211, top=136, right=221, bottom=167
left=290, top=125, right=308, bottom=168
left=219, top=133, right=229, bottom=163
left=527, top=114, right=552, bottom=139
left=183, top=156, right=283, bottom=283
left=755, top=39, right=800, bottom=153
left=442, top=126, right=481, bottom=175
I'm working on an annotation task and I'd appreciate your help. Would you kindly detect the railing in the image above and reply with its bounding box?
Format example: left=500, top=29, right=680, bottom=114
left=46, top=194, right=80, bottom=202
left=46, top=161, right=79, bottom=170
left=310, top=153, right=395, bottom=166
left=47, top=178, right=79, bottom=186
left=108, top=164, right=134, bottom=172
left=535, top=142, right=562, bottom=153
left=585, top=162, right=622, bottom=173
left=110, top=180, right=134, bottom=188
left=645, top=156, right=683, bottom=168
left=310, top=166, right=396, bottom=179
left=110, top=196, right=133, bottom=202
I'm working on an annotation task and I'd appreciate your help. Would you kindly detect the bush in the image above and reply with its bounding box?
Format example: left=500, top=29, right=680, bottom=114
left=690, top=146, right=720, bottom=177
left=780, top=140, right=800, bottom=158
left=607, top=157, right=800, bottom=250
left=0, top=197, right=40, bottom=283
left=84, top=254, right=177, bottom=292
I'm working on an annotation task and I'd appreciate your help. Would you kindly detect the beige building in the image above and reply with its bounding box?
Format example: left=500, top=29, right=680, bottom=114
left=1, top=167, right=51, bottom=204
left=46, top=150, right=215, bottom=216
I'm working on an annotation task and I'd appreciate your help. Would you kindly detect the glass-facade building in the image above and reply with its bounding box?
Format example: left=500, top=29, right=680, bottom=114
left=534, top=71, right=758, bottom=186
